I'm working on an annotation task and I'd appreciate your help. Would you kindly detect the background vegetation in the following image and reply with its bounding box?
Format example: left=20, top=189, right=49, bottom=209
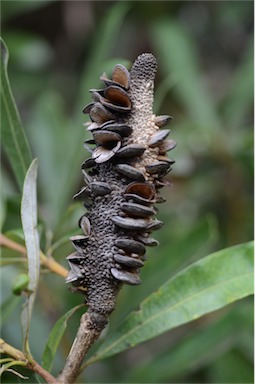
left=1, top=1, right=254, bottom=383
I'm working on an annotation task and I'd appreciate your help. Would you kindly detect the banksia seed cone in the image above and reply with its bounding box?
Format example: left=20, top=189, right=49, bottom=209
left=66, top=53, right=176, bottom=319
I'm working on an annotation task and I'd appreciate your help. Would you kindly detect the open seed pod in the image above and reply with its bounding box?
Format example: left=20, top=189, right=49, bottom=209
left=67, top=53, right=175, bottom=317
left=100, top=63, right=130, bottom=89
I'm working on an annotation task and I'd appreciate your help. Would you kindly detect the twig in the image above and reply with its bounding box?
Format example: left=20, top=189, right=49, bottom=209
left=0, top=338, right=58, bottom=384
left=57, top=310, right=108, bottom=383
left=40, top=253, right=68, bottom=278
left=0, top=234, right=68, bottom=278
left=0, top=234, right=26, bottom=254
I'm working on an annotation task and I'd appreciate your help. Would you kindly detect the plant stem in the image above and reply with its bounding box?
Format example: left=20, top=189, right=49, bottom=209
left=40, top=253, right=68, bottom=278
left=58, top=311, right=108, bottom=383
left=0, top=234, right=68, bottom=278
left=0, top=234, right=26, bottom=254
left=0, top=338, right=58, bottom=384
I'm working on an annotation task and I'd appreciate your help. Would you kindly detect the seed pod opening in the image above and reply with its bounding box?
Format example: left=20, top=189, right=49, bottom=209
left=125, top=182, right=155, bottom=201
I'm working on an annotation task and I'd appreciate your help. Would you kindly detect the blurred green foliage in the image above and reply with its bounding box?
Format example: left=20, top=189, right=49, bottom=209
left=1, top=1, right=253, bottom=383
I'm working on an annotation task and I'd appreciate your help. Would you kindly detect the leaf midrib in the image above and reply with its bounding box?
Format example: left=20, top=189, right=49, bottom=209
left=94, top=269, right=253, bottom=359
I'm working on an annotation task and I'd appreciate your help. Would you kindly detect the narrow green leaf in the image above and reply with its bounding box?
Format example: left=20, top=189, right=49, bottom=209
left=88, top=241, right=254, bottom=362
left=42, top=304, right=84, bottom=372
left=221, top=39, right=253, bottom=128
left=207, top=348, right=253, bottom=383
left=78, top=2, right=131, bottom=107
left=0, top=295, right=21, bottom=326
left=151, top=20, right=221, bottom=132
left=20, top=159, right=40, bottom=354
left=124, top=303, right=253, bottom=382
left=110, top=215, right=218, bottom=327
left=0, top=37, right=33, bottom=191
left=154, top=72, right=178, bottom=114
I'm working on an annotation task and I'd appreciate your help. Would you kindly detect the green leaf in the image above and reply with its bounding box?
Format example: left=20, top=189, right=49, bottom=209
left=151, top=20, right=221, bottom=132
left=77, top=2, right=131, bottom=108
left=0, top=295, right=21, bottom=326
left=87, top=241, right=254, bottom=363
left=42, top=304, right=84, bottom=372
left=26, top=91, right=74, bottom=228
left=110, top=215, right=218, bottom=327
left=0, top=38, right=33, bottom=191
left=20, top=159, right=40, bottom=354
left=123, top=302, right=253, bottom=382
left=221, top=39, right=253, bottom=128
left=207, top=348, right=253, bottom=383
left=154, top=72, right=178, bottom=114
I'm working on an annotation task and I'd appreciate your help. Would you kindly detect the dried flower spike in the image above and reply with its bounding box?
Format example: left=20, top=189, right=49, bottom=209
left=66, top=53, right=175, bottom=320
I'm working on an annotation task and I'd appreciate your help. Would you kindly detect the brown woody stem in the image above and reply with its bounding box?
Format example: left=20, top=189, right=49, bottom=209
left=58, top=311, right=108, bottom=383
left=0, top=338, right=58, bottom=384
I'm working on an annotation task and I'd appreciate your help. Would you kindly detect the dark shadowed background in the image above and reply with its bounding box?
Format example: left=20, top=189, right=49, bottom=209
left=1, top=1, right=253, bottom=383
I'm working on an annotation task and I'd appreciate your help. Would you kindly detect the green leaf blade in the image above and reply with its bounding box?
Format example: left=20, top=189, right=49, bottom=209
left=221, top=39, right=254, bottom=128
left=124, top=302, right=253, bottom=383
left=42, top=305, right=84, bottom=372
left=90, top=241, right=254, bottom=362
left=151, top=20, right=221, bottom=131
left=1, top=37, right=33, bottom=190
left=20, top=158, right=40, bottom=354
left=0, top=295, right=21, bottom=326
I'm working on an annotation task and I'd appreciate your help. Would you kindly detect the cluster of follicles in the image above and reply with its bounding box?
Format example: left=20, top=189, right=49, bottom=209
left=66, top=53, right=176, bottom=317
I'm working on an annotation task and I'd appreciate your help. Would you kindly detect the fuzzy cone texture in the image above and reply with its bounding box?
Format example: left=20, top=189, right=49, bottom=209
left=66, top=53, right=175, bottom=319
